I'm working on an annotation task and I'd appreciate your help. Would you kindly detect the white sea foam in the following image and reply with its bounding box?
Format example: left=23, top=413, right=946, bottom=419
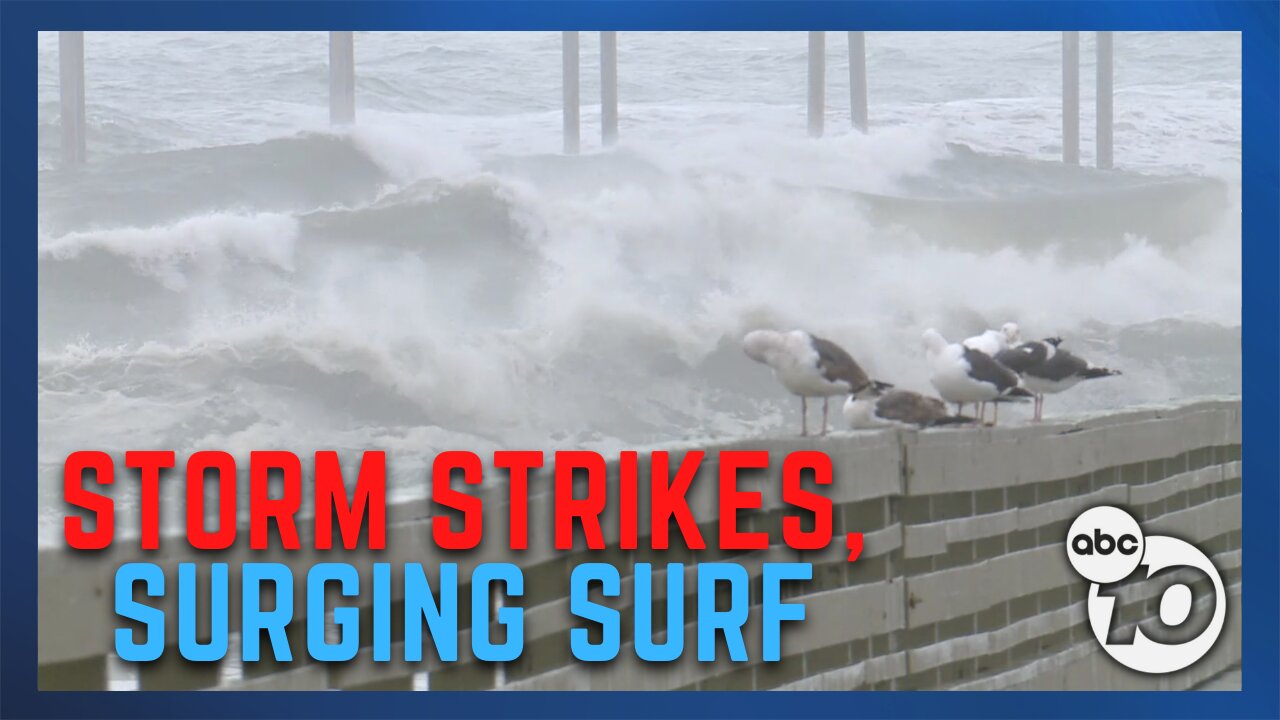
left=39, top=212, right=299, bottom=290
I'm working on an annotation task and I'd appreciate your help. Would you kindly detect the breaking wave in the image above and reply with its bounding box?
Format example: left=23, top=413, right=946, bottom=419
left=37, top=115, right=1240, bottom=541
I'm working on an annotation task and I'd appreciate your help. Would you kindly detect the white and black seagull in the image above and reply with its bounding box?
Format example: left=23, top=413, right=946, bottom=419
left=962, top=322, right=1023, bottom=420
left=743, top=329, right=890, bottom=436
left=842, top=384, right=976, bottom=430
left=995, top=338, right=1121, bottom=421
left=921, top=328, right=1032, bottom=425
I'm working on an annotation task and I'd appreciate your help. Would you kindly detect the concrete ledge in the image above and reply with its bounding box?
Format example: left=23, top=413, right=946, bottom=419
left=37, top=399, right=1244, bottom=691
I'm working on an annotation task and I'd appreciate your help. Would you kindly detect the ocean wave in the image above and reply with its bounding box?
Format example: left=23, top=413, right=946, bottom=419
left=38, top=132, right=390, bottom=235
left=40, top=212, right=299, bottom=290
left=35, top=123, right=1242, bottom=511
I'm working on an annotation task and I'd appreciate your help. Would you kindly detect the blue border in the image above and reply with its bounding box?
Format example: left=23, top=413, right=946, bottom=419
left=3, top=2, right=1276, bottom=718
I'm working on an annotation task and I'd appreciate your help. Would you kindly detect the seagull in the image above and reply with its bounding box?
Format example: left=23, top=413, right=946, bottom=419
left=995, top=338, right=1121, bottom=421
left=843, top=385, right=977, bottom=429
left=962, top=322, right=1022, bottom=420
left=921, top=328, right=1032, bottom=425
left=993, top=336, right=1063, bottom=375
left=963, top=322, right=1022, bottom=357
left=743, top=329, right=890, bottom=436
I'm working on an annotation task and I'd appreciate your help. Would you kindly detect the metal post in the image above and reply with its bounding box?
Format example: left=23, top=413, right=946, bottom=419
left=601, top=31, right=618, bottom=147
left=1096, top=31, right=1113, bottom=170
left=329, top=32, right=355, bottom=125
left=563, top=32, right=580, bottom=154
left=59, top=31, right=86, bottom=165
left=1062, top=32, right=1080, bottom=165
left=848, top=32, right=868, bottom=132
left=807, top=32, right=825, bottom=138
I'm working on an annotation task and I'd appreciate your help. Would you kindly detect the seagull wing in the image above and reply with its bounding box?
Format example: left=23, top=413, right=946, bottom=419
left=963, top=346, right=1022, bottom=393
left=994, top=342, right=1045, bottom=374
left=810, top=335, right=871, bottom=391
left=875, top=389, right=946, bottom=426
left=1029, top=348, right=1090, bottom=381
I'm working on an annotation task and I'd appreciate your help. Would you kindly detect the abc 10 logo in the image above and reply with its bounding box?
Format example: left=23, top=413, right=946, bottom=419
left=1065, top=506, right=1226, bottom=674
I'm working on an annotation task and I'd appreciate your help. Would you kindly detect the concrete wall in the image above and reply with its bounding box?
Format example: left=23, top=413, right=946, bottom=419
left=37, top=399, right=1242, bottom=691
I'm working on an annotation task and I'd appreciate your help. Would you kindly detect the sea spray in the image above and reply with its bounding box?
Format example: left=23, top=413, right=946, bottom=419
left=36, top=32, right=1241, bottom=544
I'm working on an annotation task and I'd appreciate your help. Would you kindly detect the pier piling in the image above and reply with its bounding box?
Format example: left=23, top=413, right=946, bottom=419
left=1096, top=31, right=1114, bottom=169
left=563, top=32, right=580, bottom=154
left=808, top=32, right=825, bottom=138
left=328, top=32, right=355, bottom=125
left=59, top=31, right=86, bottom=165
left=848, top=32, right=868, bottom=132
left=601, top=32, right=618, bottom=147
left=1062, top=32, right=1080, bottom=165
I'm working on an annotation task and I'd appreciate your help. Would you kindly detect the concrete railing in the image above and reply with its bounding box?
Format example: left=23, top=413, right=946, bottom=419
left=38, top=398, right=1242, bottom=691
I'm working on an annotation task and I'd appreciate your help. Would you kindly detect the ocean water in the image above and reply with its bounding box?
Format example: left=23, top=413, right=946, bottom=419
left=37, top=32, right=1241, bottom=543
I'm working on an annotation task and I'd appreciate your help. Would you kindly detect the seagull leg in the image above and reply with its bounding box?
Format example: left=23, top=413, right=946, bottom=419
left=993, top=401, right=1000, bottom=426
left=801, top=397, right=808, bottom=436
left=821, top=397, right=830, bottom=436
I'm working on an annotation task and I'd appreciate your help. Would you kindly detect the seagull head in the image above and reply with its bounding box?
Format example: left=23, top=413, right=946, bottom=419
left=1001, top=322, right=1022, bottom=346
left=921, top=328, right=948, bottom=355
left=742, top=329, right=784, bottom=364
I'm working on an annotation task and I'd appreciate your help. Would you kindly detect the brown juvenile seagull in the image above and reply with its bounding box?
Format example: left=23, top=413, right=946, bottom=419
left=842, top=385, right=976, bottom=429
